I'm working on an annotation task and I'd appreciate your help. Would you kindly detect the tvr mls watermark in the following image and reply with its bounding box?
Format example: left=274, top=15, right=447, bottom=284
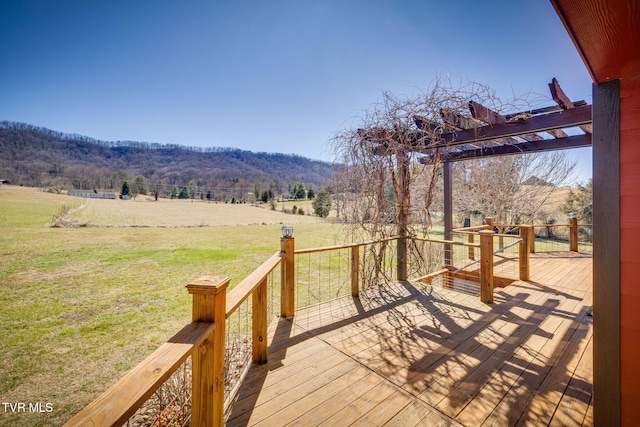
left=2, top=402, right=54, bottom=413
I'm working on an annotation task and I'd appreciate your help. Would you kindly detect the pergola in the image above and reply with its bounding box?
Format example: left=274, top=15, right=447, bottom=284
left=360, top=78, right=592, bottom=270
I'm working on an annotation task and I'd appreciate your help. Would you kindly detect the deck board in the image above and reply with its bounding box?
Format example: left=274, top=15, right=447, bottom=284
left=227, top=252, right=593, bottom=426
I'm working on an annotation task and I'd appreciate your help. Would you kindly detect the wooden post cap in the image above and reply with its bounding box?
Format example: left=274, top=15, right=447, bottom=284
left=186, top=276, right=230, bottom=295
left=478, top=229, right=495, bottom=236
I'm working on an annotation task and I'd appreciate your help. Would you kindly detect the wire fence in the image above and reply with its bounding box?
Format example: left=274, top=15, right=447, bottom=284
left=491, top=233, right=522, bottom=281
left=532, top=224, right=593, bottom=253
left=407, top=237, right=446, bottom=279
left=224, top=296, right=252, bottom=413
left=409, top=235, right=483, bottom=296
left=293, top=238, right=400, bottom=314
left=361, top=239, right=398, bottom=289
left=224, top=267, right=280, bottom=418
left=294, top=246, right=352, bottom=310
left=126, top=358, right=192, bottom=427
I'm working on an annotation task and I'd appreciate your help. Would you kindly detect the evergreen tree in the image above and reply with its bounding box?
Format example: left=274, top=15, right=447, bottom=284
left=562, top=179, right=593, bottom=223
left=290, top=181, right=306, bottom=200
left=120, top=180, right=130, bottom=199
left=134, top=175, right=149, bottom=195
left=312, top=191, right=331, bottom=218
left=178, top=187, right=190, bottom=199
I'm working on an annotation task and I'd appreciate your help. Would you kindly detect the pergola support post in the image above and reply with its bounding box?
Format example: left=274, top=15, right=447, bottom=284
left=444, top=162, right=453, bottom=266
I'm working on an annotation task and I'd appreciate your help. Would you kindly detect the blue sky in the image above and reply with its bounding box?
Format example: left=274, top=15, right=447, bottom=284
left=0, top=0, right=592, bottom=183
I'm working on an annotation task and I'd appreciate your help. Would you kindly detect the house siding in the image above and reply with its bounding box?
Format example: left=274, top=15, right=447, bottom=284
left=619, top=75, right=640, bottom=426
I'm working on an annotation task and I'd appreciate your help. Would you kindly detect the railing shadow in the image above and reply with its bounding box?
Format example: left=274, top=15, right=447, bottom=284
left=226, top=317, right=293, bottom=426
left=229, top=275, right=591, bottom=425
left=225, top=240, right=592, bottom=426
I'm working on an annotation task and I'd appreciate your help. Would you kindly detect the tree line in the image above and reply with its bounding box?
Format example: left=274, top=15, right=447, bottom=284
left=0, top=122, right=333, bottom=203
left=0, top=121, right=238, bottom=153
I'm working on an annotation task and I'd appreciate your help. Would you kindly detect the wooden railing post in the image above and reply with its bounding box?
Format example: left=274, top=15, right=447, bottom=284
left=468, top=233, right=475, bottom=260
left=351, top=245, right=360, bottom=297
left=485, top=217, right=494, bottom=228
left=485, top=217, right=494, bottom=232
left=186, top=275, right=229, bottom=427
left=479, top=230, right=494, bottom=304
left=252, top=276, right=268, bottom=364
left=529, top=225, right=536, bottom=253
left=519, top=225, right=531, bottom=281
left=281, top=235, right=295, bottom=318
left=569, top=216, right=579, bottom=252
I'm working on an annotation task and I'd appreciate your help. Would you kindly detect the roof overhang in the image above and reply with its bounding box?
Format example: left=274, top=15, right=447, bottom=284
left=551, top=0, right=640, bottom=83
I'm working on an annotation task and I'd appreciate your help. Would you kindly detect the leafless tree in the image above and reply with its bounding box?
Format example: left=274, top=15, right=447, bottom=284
left=451, top=153, right=576, bottom=230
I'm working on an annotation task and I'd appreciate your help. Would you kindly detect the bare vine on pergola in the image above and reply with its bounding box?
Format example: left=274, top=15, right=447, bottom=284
left=332, top=79, right=539, bottom=239
left=330, top=78, right=581, bottom=283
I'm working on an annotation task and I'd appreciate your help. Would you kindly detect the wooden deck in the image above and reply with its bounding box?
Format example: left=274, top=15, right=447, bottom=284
left=227, top=252, right=593, bottom=426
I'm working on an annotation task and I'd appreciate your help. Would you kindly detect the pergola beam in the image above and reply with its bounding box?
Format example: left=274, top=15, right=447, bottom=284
left=549, top=77, right=575, bottom=109
left=360, top=80, right=592, bottom=163
left=413, top=115, right=440, bottom=132
left=423, top=104, right=591, bottom=148
left=547, top=128, right=569, bottom=138
left=420, top=134, right=592, bottom=163
left=365, top=104, right=591, bottom=156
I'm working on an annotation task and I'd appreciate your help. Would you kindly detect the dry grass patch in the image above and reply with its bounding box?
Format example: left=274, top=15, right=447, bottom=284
left=71, top=197, right=324, bottom=227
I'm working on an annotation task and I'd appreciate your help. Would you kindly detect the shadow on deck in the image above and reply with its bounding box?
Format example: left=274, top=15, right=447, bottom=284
left=227, top=252, right=593, bottom=426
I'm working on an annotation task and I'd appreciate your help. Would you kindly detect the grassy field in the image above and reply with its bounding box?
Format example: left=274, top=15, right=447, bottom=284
left=0, top=186, right=344, bottom=426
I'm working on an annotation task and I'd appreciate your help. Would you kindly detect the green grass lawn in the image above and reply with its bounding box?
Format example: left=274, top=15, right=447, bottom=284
left=0, top=186, right=344, bottom=426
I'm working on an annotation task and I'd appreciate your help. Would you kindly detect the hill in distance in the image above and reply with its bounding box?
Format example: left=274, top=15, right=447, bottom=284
left=0, top=121, right=334, bottom=201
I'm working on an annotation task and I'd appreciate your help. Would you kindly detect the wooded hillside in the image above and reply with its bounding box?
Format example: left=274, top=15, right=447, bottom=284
left=0, top=121, right=333, bottom=200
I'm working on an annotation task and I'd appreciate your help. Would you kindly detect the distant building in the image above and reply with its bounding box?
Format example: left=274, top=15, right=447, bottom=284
left=67, top=189, right=117, bottom=199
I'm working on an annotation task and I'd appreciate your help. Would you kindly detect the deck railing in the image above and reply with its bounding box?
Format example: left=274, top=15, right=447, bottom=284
left=290, top=232, right=509, bottom=305
left=292, top=236, right=399, bottom=309
left=65, top=250, right=282, bottom=427
left=64, top=223, right=541, bottom=426
left=468, top=216, right=592, bottom=254
left=530, top=218, right=593, bottom=253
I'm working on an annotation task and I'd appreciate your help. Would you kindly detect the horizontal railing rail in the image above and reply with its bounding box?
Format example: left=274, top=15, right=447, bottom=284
left=412, top=235, right=481, bottom=248
left=293, top=236, right=400, bottom=255
left=64, top=322, right=215, bottom=426
left=452, top=224, right=490, bottom=232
